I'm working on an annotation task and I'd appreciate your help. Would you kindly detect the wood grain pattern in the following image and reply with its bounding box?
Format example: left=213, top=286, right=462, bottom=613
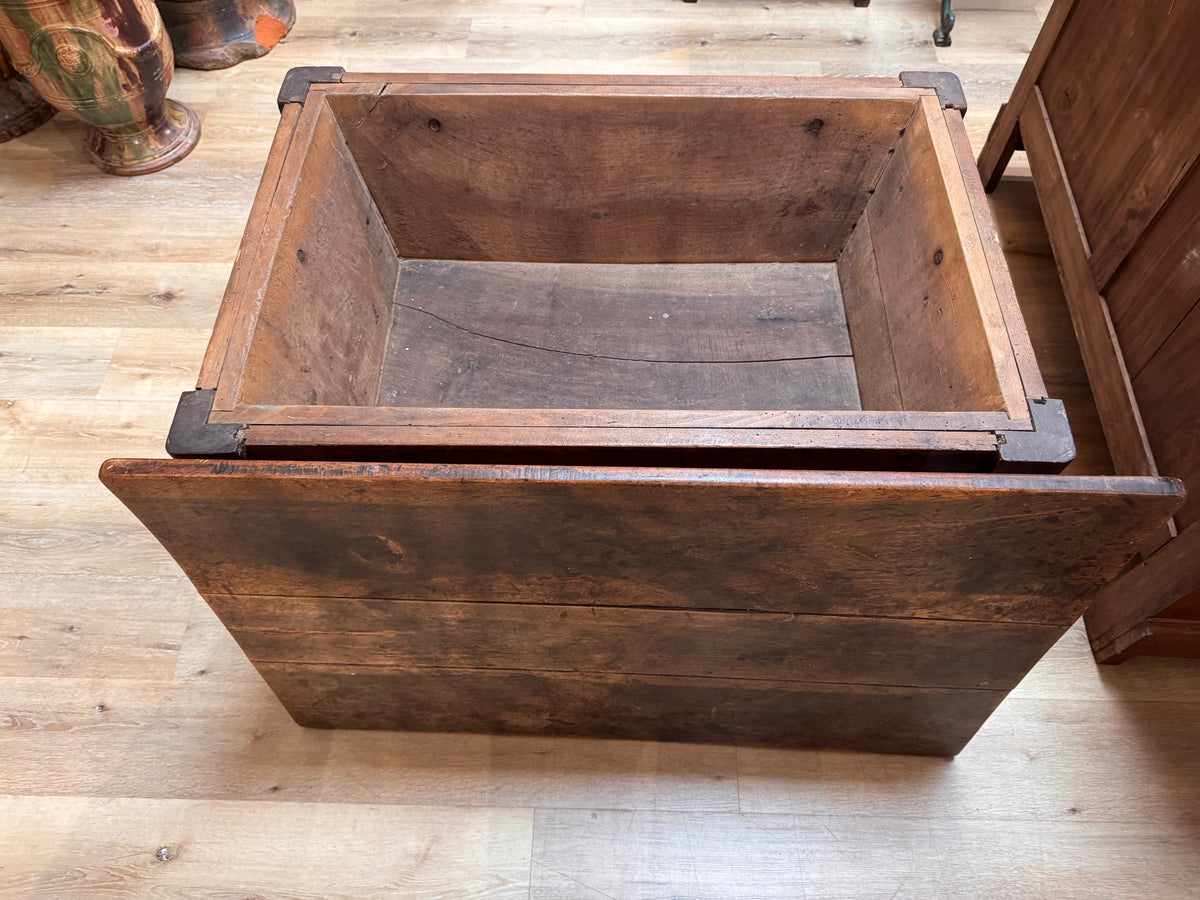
left=197, top=76, right=1050, bottom=467
left=1105, top=157, right=1200, bottom=379
left=1037, top=0, right=1200, bottom=289
left=8, top=0, right=1200, bottom=892
left=0, top=796, right=532, bottom=898
left=100, top=459, right=1181, bottom=625
left=197, top=102, right=303, bottom=390
left=1018, top=88, right=1161, bottom=481
left=862, top=97, right=1010, bottom=412
left=529, top=807, right=1200, bottom=900
left=988, top=177, right=1112, bottom=476
left=259, top=662, right=1007, bottom=756
left=326, top=90, right=916, bottom=263
left=976, top=0, right=1078, bottom=190
left=984, top=0, right=1200, bottom=662
left=837, top=215, right=903, bottom=409
left=1132, top=301, right=1200, bottom=531
left=379, top=259, right=858, bottom=411
left=942, top=107, right=1047, bottom=402
left=217, top=596, right=1063, bottom=689
left=235, top=101, right=398, bottom=407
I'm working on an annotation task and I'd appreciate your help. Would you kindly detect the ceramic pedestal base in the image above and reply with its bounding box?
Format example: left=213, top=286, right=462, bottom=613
left=88, top=96, right=200, bottom=175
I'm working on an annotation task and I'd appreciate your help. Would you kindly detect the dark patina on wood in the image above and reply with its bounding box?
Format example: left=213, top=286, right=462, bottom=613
left=899, top=71, right=967, bottom=115
left=101, top=73, right=1187, bottom=756
left=100, top=458, right=1183, bottom=755
left=980, top=0, right=1200, bottom=662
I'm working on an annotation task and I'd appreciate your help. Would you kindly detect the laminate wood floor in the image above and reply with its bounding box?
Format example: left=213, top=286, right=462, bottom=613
left=2, top=1, right=1199, bottom=895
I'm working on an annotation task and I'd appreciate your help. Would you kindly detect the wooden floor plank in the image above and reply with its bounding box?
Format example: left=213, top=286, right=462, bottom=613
left=530, top=808, right=1199, bottom=900
left=0, top=796, right=533, bottom=898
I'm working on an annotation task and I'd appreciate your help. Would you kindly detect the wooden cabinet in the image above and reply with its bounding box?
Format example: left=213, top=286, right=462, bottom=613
left=980, top=0, right=1200, bottom=663
left=101, top=71, right=1183, bottom=755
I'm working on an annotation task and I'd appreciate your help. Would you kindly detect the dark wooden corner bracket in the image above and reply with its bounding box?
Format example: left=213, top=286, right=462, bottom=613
left=899, top=71, right=967, bottom=116
left=995, top=398, right=1076, bottom=473
left=277, top=66, right=345, bottom=112
left=166, top=389, right=246, bottom=459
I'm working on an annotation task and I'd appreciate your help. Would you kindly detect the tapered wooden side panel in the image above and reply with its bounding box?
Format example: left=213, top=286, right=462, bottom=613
left=862, top=99, right=1008, bottom=413
left=100, top=460, right=1182, bottom=625
left=235, top=102, right=399, bottom=408
left=326, top=92, right=915, bottom=263
left=255, top=663, right=1007, bottom=757
left=218, top=597, right=1063, bottom=690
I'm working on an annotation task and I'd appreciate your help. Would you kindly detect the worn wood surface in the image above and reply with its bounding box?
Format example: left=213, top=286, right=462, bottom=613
left=988, top=177, right=1111, bottom=476
left=327, top=89, right=914, bottom=264
left=1036, top=0, right=1200, bottom=289
left=981, top=0, right=1200, bottom=662
left=859, top=96, right=1012, bottom=413
left=6, top=0, right=1200, bottom=893
left=837, top=215, right=903, bottom=409
left=976, top=0, right=1078, bottom=191
left=218, top=595, right=1062, bottom=688
left=1105, top=156, right=1200, bottom=380
left=99, top=459, right=1180, bottom=625
left=1133, top=302, right=1200, bottom=532
left=236, top=102, right=398, bottom=407
left=203, top=73, right=1048, bottom=464
left=258, top=663, right=1007, bottom=756
left=1018, top=89, right=1160, bottom=482
left=379, top=259, right=859, bottom=411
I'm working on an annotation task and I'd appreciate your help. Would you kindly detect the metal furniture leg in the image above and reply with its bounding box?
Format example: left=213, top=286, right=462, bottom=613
left=934, top=0, right=955, bottom=46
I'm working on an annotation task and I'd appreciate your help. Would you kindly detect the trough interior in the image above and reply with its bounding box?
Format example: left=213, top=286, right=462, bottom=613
left=233, top=90, right=1010, bottom=415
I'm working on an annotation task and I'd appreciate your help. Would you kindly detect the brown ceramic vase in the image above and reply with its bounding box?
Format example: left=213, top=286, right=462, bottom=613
left=0, top=0, right=200, bottom=174
left=0, top=42, right=53, bottom=140
left=156, top=0, right=294, bottom=70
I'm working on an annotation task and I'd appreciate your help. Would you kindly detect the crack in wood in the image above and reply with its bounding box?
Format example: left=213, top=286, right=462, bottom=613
left=395, top=302, right=853, bottom=365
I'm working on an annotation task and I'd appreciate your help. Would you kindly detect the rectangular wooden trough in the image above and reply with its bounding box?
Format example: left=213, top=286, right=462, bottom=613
left=101, top=71, right=1184, bottom=756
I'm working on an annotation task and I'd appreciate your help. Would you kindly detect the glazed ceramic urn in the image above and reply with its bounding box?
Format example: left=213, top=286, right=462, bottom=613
left=0, top=0, right=200, bottom=174
left=0, top=42, right=54, bottom=140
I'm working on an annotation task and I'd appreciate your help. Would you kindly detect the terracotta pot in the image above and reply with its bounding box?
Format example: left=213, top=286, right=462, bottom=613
left=0, top=0, right=200, bottom=175
left=156, top=0, right=294, bottom=70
